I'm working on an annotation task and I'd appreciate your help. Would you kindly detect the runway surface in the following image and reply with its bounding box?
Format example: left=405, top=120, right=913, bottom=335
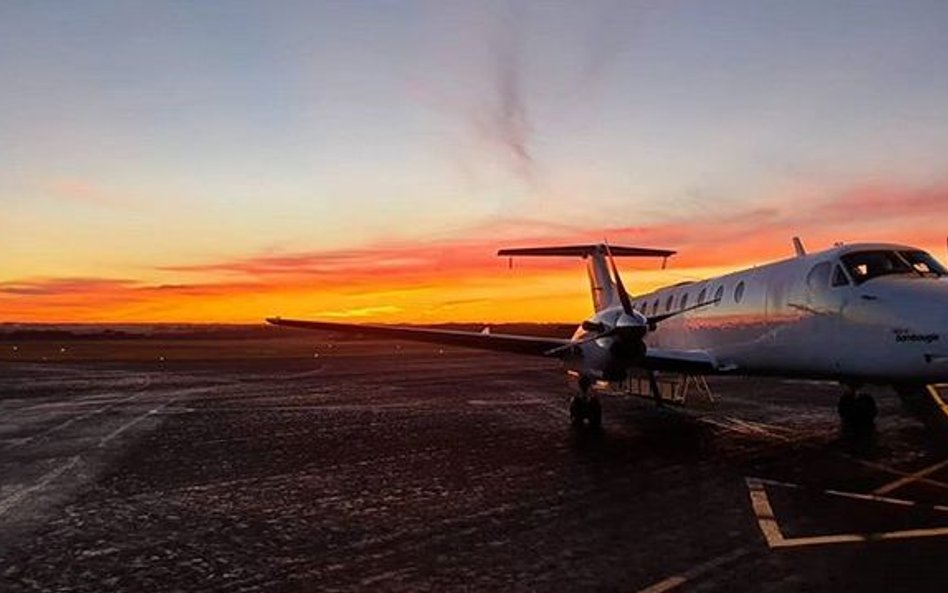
left=2, top=341, right=948, bottom=592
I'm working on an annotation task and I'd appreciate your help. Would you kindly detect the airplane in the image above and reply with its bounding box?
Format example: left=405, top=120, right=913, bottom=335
left=267, top=239, right=948, bottom=432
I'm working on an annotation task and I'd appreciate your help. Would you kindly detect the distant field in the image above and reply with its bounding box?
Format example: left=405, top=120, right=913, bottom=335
left=0, top=335, right=456, bottom=363
left=0, top=323, right=575, bottom=363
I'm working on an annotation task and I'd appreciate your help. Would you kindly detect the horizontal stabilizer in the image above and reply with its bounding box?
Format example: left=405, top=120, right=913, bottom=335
left=497, top=244, right=675, bottom=258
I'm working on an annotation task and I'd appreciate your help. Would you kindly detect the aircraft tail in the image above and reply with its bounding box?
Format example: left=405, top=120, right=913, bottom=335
left=497, top=244, right=675, bottom=312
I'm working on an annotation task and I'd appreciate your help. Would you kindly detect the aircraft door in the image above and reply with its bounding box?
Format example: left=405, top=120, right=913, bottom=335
left=802, top=262, right=846, bottom=371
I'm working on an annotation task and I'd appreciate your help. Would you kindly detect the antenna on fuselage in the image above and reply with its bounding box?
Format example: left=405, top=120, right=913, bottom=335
left=792, top=236, right=807, bottom=257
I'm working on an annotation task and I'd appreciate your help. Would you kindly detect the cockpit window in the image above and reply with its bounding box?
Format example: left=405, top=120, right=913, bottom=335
left=899, top=250, right=948, bottom=277
left=831, top=265, right=850, bottom=287
left=840, top=251, right=914, bottom=285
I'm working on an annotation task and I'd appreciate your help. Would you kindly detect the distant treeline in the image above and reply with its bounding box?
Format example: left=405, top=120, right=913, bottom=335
left=0, top=323, right=576, bottom=341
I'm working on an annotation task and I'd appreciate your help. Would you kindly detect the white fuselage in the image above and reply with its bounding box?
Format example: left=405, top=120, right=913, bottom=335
left=579, top=243, right=948, bottom=384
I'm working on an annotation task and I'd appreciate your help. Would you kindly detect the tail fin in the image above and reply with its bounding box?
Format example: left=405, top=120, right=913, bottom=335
left=498, top=244, right=675, bottom=312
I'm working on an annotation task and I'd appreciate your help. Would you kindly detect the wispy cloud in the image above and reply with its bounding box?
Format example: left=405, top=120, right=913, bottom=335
left=315, top=305, right=403, bottom=319
left=0, top=277, right=139, bottom=296
left=44, top=179, right=131, bottom=208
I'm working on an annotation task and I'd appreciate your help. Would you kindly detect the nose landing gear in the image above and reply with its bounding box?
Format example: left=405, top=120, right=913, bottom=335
left=570, top=376, right=602, bottom=431
left=838, top=388, right=877, bottom=433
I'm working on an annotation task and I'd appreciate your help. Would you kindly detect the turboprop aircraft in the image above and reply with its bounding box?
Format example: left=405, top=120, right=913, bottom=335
left=267, top=239, right=948, bottom=432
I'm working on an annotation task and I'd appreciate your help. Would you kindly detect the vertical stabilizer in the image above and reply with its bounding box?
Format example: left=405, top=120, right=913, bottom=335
left=586, top=246, right=617, bottom=312
left=497, top=244, right=676, bottom=313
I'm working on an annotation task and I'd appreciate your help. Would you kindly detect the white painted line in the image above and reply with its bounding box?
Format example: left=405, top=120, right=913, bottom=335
left=724, top=417, right=791, bottom=440
left=635, top=547, right=751, bottom=593
left=9, top=393, right=144, bottom=450
left=467, top=399, right=546, bottom=406
left=98, top=398, right=177, bottom=447
left=0, top=456, right=80, bottom=517
left=750, top=477, right=802, bottom=490
left=752, top=476, right=948, bottom=512
left=873, top=458, right=948, bottom=495
left=823, top=489, right=914, bottom=507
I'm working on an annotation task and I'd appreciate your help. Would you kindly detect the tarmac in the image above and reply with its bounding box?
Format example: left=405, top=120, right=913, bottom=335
left=2, top=340, right=948, bottom=592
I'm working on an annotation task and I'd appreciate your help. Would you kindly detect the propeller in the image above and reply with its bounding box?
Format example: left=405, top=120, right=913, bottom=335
left=604, top=241, right=634, bottom=315
left=544, top=243, right=649, bottom=356
left=544, top=242, right=720, bottom=357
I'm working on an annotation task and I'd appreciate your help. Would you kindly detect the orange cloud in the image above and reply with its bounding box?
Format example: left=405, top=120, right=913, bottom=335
left=3, top=181, right=947, bottom=324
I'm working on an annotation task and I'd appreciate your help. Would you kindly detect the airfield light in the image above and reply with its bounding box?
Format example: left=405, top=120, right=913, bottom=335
left=314, top=352, right=320, bottom=358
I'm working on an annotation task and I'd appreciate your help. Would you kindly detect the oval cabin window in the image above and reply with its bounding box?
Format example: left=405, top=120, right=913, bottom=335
left=698, top=288, right=707, bottom=304
left=713, top=285, right=724, bottom=305
left=680, top=293, right=689, bottom=309
left=734, top=281, right=745, bottom=303
left=665, top=294, right=674, bottom=311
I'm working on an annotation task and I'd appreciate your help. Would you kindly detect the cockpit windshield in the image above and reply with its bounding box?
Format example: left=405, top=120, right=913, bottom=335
left=898, top=250, right=948, bottom=277
left=841, top=249, right=947, bottom=284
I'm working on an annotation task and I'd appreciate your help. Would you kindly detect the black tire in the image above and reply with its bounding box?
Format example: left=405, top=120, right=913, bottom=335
left=586, top=397, right=602, bottom=430
left=569, top=396, right=587, bottom=429
left=855, top=393, right=878, bottom=426
left=837, top=392, right=857, bottom=424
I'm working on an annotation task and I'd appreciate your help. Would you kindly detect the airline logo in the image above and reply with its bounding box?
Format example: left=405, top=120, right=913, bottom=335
left=893, top=329, right=940, bottom=344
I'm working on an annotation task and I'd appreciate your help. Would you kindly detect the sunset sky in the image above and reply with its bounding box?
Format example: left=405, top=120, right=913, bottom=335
left=2, top=1, right=948, bottom=323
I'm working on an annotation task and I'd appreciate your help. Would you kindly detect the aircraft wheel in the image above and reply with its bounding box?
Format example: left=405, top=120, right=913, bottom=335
left=855, top=393, right=878, bottom=426
left=837, top=392, right=857, bottom=424
left=569, top=396, right=587, bottom=429
left=586, top=397, right=602, bottom=430
left=838, top=392, right=876, bottom=432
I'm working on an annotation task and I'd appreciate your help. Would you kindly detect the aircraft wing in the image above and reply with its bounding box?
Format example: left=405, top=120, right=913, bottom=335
left=642, top=347, right=722, bottom=374
left=266, top=318, right=571, bottom=357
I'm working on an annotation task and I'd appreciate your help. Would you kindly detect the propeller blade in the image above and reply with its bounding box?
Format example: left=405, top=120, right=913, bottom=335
left=543, top=330, right=612, bottom=356
left=543, top=321, right=647, bottom=357
left=647, top=297, right=721, bottom=327
left=604, top=242, right=634, bottom=315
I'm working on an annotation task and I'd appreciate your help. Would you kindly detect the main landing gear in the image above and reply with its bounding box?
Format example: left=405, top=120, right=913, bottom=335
left=837, top=387, right=877, bottom=433
left=570, top=376, right=602, bottom=431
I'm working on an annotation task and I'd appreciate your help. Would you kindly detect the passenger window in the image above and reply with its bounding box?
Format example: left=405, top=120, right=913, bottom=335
left=713, top=285, right=724, bottom=305
left=652, top=300, right=659, bottom=315
left=665, top=294, right=674, bottom=312
left=831, top=265, right=850, bottom=287
left=734, top=281, right=745, bottom=303
left=680, top=293, right=689, bottom=309
left=698, top=288, right=707, bottom=304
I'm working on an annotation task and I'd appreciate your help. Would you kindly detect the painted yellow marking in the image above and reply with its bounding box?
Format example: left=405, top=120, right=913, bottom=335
left=841, top=455, right=948, bottom=492
left=745, top=478, right=785, bottom=547
left=0, top=456, right=80, bottom=517
left=746, top=476, right=948, bottom=549
left=769, top=527, right=948, bottom=548
left=635, top=547, right=750, bottom=593
left=926, top=384, right=948, bottom=417
left=874, top=457, right=948, bottom=495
